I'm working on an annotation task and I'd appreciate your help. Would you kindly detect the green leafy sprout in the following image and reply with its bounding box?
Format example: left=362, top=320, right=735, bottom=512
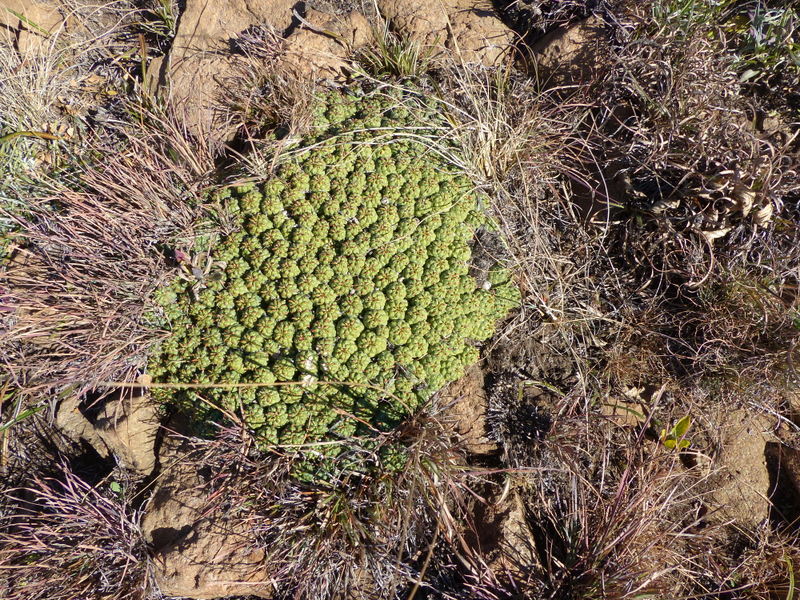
left=148, top=89, right=520, bottom=453
left=660, top=415, right=692, bottom=451
left=651, top=0, right=799, bottom=87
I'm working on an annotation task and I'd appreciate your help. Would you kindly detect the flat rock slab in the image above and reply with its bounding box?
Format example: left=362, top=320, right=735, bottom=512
left=151, top=0, right=296, bottom=142
left=377, top=0, right=515, bottom=66
left=282, top=8, right=372, bottom=78
left=142, top=437, right=273, bottom=599
left=707, top=409, right=774, bottom=529
left=1, top=0, right=66, bottom=57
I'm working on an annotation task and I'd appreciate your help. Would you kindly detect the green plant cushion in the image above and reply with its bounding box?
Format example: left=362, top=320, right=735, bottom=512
left=148, top=89, right=519, bottom=449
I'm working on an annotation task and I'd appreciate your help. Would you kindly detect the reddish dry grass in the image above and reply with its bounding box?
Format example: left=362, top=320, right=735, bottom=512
left=0, top=104, right=216, bottom=398
left=145, top=405, right=480, bottom=600
left=0, top=462, right=149, bottom=600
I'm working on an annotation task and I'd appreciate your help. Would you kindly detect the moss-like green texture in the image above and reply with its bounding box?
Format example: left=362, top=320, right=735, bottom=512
left=149, top=90, right=519, bottom=447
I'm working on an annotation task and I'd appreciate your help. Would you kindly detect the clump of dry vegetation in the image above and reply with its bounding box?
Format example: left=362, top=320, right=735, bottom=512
left=1, top=108, right=214, bottom=393
left=477, top=0, right=800, bottom=596
left=1, top=0, right=799, bottom=598
left=0, top=461, right=150, bottom=600
left=184, top=412, right=475, bottom=599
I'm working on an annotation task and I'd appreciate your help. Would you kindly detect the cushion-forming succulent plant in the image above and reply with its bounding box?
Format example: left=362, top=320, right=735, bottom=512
left=149, top=89, right=519, bottom=449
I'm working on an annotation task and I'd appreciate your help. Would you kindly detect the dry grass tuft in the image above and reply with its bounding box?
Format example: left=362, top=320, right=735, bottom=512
left=435, top=67, right=557, bottom=188
left=223, top=63, right=322, bottom=179
left=0, top=100, right=217, bottom=399
left=478, top=386, right=720, bottom=599
left=0, top=460, right=149, bottom=600
left=355, top=24, right=437, bottom=81
left=156, top=402, right=477, bottom=600
left=0, top=0, right=151, bottom=180
left=589, top=0, right=799, bottom=383
left=494, top=0, right=800, bottom=390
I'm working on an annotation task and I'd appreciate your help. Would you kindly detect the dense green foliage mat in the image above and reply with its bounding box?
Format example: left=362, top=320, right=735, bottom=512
left=149, top=89, right=519, bottom=448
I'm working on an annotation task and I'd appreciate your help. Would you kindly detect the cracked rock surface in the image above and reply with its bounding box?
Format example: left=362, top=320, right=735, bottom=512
left=377, top=0, right=515, bottom=66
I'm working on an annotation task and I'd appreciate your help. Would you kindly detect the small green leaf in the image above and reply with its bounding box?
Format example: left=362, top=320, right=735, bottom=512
left=0, top=405, right=44, bottom=433
left=109, top=481, right=122, bottom=494
left=673, top=415, right=691, bottom=439
left=4, top=8, right=50, bottom=36
left=740, top=68, right=760, bottom=82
